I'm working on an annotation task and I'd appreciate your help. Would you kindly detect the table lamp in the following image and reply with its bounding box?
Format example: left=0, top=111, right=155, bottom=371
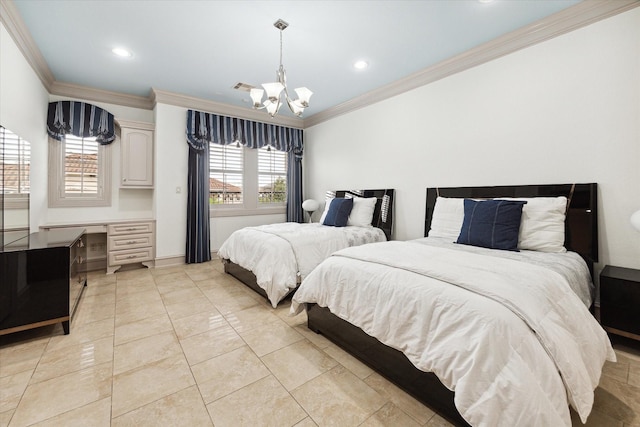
left=302, top=199, right=320, bottom=223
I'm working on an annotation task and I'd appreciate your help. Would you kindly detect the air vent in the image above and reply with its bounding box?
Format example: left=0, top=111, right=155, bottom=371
left=233, top=82, right=255, bottom=92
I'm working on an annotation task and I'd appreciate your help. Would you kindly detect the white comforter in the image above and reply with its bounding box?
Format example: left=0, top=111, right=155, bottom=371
left=291, top=238, right=615, bottom=426
left=218, top=222, right=386, bottom=307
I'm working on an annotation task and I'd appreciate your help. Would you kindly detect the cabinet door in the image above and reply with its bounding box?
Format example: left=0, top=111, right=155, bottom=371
left=121, top=128, right=153, bottom=187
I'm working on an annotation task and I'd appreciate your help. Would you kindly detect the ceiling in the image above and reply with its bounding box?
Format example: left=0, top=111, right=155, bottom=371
left=8, top=0, right=585, bottom=122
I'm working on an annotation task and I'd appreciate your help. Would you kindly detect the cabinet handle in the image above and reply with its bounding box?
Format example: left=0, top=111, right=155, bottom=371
left=127, top=240, right=137, bottom=244
left=126, top=228, right=137, bottom=231
left=78, top=256, right=84, bottom=264
left=126, top=255, right=137, bottom=259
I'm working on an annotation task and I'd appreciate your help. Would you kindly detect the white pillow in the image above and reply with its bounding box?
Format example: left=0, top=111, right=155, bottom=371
left=499, top=196, right=568, bottom=253
left=427, top=197, right=465, bottom=241
left=428, top=195, right=568, bottom=252
left=347, top=196, right=377, bottom=227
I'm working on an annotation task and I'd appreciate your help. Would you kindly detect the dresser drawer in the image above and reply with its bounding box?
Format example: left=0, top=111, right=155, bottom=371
left=108, top=222, right=153, bottom=235
left=108, top=233, right=152, bottom=251
left=108, top=247, right=153, bottom=265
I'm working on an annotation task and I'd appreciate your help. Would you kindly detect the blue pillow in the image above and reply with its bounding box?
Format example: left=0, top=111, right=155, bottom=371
left=322, top=198, right=354, bottom=227
left=456, top=199, right=527, bottom=251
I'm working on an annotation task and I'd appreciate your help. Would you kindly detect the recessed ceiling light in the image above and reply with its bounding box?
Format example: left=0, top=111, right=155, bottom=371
left=354, top=60, right=369, bottom=70
left=112, top=47, right=132, bottom=58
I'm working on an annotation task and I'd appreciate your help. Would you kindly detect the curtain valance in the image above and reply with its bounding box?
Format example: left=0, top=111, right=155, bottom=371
left=186, top=110, right=303, bottom=154
left=47, top=101, right=116, bottom=145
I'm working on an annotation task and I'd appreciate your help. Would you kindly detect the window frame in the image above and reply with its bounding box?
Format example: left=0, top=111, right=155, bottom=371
left=1, top=127, right=30, bottom=210
left=210, top=143, right=287, bottom=218
left=48, top=134, right=112, bottom=208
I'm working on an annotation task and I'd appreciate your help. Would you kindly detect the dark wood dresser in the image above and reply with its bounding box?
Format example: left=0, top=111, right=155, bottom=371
left=0, top=228, right=86, bottom=335
left=600, top=265, right=640, bottom=341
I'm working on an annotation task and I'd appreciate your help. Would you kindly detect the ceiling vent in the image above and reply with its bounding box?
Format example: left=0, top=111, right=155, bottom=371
left=233, top=82, right=255, bottom=92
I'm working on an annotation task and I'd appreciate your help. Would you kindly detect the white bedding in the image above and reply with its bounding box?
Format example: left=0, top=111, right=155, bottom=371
left=218, top=222, right=386, bottom=307
left=291, top=237, right=615, bottom=426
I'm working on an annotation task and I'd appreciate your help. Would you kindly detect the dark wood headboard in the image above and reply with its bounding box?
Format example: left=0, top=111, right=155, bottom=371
left=424, top=184, right=598, bottom=272
left=331, top=189, right=395, bottom=240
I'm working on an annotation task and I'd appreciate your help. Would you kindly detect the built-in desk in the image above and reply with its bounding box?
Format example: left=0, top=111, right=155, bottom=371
left=41, top=219, right=155, bottom=274
left=0, top=228, right=86, bottom=335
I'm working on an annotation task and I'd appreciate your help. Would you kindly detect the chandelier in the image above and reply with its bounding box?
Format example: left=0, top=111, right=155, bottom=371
left=250, top=19, right=313, bottom=118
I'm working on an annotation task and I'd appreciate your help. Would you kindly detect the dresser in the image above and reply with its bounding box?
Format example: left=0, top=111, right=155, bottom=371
left=0, top=228, right=86, bottom=335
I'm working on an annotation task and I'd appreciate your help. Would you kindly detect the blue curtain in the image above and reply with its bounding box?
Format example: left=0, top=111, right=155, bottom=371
left=47, top=101, right=115, bottom=144
left=185, top=109, right=304, bottom=215
left=185, top=138, right=211, bottom=264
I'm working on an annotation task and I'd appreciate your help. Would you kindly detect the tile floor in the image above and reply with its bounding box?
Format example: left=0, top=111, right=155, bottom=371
left=0, top=260, right=638, bottom=427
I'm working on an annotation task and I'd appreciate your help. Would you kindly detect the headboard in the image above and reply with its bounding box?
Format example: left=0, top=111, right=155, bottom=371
left=329, top=189, right=395, bottom=240
left=424, top=184, right=598, bottom=273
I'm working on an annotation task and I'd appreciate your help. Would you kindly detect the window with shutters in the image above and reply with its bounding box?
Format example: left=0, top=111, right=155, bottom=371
left=0, top=126, right=30, bottom=209
left=209, top=143, right=287, bottom=216
left=48, top=134, right=112, bottom=207
left=258, top=146, right=287, bottom=204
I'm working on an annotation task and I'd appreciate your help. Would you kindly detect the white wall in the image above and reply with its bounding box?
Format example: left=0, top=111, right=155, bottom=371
left=0, top=22, right=49, bottom=232
left=304, top=9, right=640, bottom=273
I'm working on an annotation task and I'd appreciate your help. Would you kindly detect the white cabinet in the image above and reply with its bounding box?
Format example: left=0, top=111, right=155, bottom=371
left=119, top=120, right=154, bottom=188
left=106, top=220, right=155, bottom=274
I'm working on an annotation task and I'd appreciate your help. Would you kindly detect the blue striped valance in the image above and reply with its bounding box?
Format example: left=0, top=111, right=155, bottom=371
left=47, top=101, right=116, bottom=145
left=186, top=110, right=303, bottom=155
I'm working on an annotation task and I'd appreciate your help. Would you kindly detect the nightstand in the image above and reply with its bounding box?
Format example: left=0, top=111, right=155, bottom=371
left=600, top=265, right=640, bottom=341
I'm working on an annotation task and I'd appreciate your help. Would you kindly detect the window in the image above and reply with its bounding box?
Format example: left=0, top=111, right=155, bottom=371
left=48, top=134, right=111, bottom=207
left=0, top=127, right=30, bottom=209
left=209, top=143, right=243, bottom=205
left=258, top=146, right=287, bottom=204
left=209, top=143, right=287, bottom=216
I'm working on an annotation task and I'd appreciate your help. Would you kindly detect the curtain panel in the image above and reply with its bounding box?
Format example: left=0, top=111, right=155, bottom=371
left=185, top=110, right=304, bottom=222
left=47, top=101, right=116, bottom=144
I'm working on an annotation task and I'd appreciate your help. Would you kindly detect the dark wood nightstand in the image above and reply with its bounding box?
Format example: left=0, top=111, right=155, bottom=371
left=600, top=265, right=640, bottom=341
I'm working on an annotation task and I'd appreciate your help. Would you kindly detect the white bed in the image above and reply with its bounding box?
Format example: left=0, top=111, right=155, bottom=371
left=218, top=189, right=394, bottom=307
left=290, top=184, right=614, bottom=426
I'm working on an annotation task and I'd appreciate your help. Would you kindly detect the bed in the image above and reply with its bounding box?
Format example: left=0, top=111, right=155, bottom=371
left=291, top=183, right=615, bottom=427
left=219, top=189, right=394, bottom=307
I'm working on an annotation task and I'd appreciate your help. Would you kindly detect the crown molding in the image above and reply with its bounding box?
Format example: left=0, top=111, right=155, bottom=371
left=151, top=89, right=304, bottom=128
left=49, top=81, right=154, bottom=110
left=303, top=0, right=640, bottom=128
left=3, top=0, right=637, bottom=130
left=0, top=0, right=54, bottom=90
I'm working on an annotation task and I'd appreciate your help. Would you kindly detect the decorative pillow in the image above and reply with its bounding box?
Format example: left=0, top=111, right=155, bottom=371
left=322, top=198, right=354, bottom=227
left=319, top=197, right=334, bottom=224
left=347, top=196, right=377, bottom=227
left=456, top=199, right=527, bottom=251
left=428, top=197, right=465, bottom=242
left=498, top=196, right=567, bottom=253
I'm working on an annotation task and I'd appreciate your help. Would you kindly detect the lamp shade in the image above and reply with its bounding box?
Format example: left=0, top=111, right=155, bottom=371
left=631, top=210, right=640, bottom=232
left=302, top=199, right=320, bottom=212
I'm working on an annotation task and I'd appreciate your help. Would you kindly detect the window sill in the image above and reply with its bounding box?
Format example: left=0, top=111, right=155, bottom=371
left=211, top=206, right=286, bottom=218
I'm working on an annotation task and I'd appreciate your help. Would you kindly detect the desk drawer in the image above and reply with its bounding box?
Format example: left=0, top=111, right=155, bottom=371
left=108, top=222, right=153, bottom=235
left=108, top=233, right=152, bottom=251
left=108, top=247, right=153, bottom=265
